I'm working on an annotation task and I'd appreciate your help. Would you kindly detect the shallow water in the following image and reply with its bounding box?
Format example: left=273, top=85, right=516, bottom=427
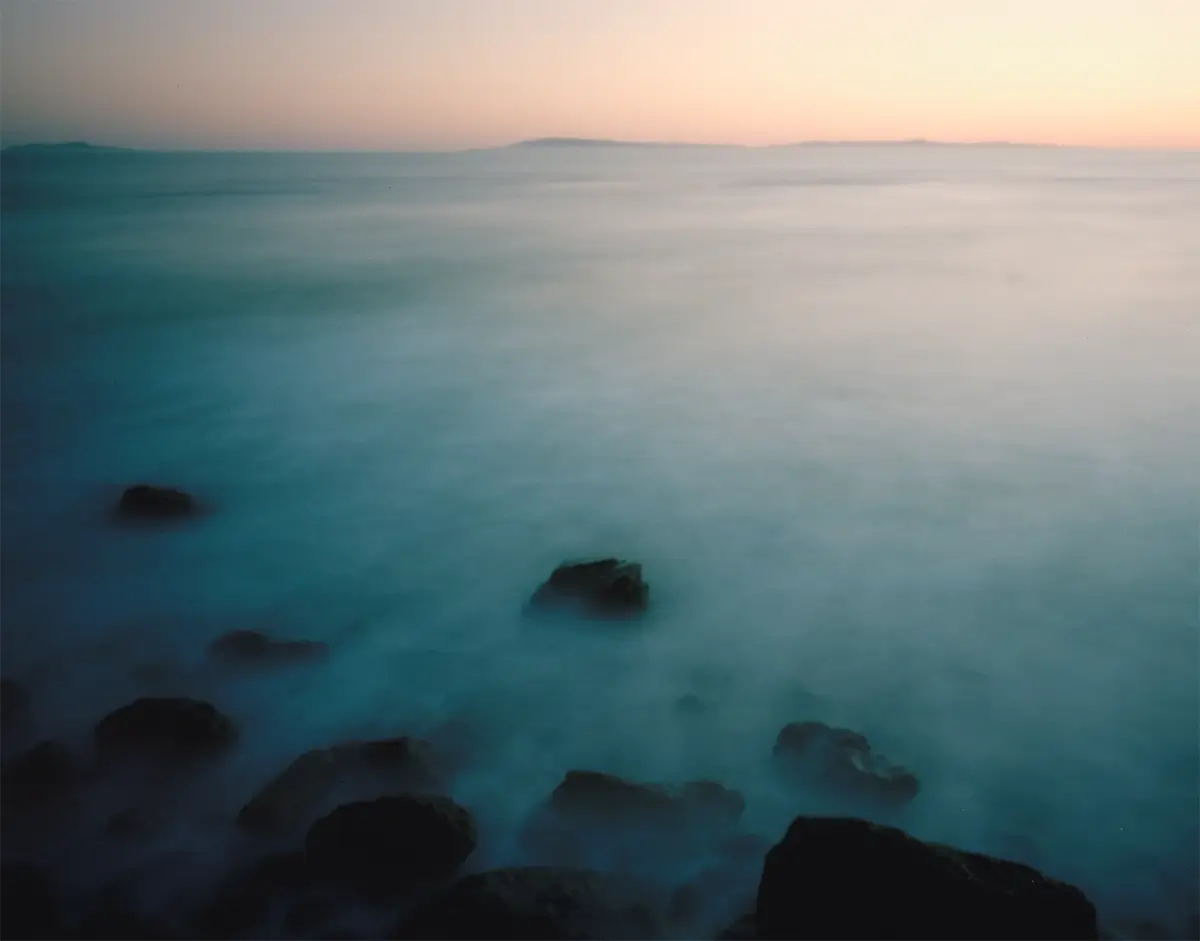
left=2, top=144, right=1198, bottom=934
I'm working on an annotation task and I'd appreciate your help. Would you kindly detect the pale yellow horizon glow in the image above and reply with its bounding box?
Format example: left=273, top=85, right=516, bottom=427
left=2, top=0, right=1198, bottom=150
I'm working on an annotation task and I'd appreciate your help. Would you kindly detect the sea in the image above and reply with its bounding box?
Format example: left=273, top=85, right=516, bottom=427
left=2, top=143, right=1198, bottom=937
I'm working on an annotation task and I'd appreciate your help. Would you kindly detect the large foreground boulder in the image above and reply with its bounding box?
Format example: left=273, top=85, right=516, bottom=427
left=116, top=484, right=198, bottom=520
left=753, top=816, right=1098, bottom=940
left=208, top=629, right=328, bottom=666
left=94, top=697, right=237, bottom=759
left=395, top=866, right=667, bottom=940
left=773, top=721, right=919, bottom=807
left=1, top=677, right=30, bottom=728
left=238, top=736, right=445, bottom=833
left=528, top=559, right=649, bottom=617
left=304, top=794, right=476, bottom=893
left=0, top=863, right=62, bottom=940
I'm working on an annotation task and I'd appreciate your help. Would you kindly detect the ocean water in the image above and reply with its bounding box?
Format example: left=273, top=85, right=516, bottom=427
left=2, top=145, right=1198, bottom=935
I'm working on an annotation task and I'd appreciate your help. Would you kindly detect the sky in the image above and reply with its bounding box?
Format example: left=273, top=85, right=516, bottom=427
left=1, top=0, right=1198, bottom=151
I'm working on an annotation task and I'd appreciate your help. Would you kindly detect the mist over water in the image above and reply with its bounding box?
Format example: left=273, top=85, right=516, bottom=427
left=2, top=145, right=1198, bottom=935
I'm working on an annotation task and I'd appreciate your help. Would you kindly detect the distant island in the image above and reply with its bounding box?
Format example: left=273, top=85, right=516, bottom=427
left=2, top=141, right=133, bottom=154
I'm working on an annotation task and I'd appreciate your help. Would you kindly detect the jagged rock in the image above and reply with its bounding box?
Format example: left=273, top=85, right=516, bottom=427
left=305, top=794, right=476, bottom=893
left=208, top=629, right=328, bottom=665
left=755, top=816, right=1098, bottom=940
left=772, top=721, right=919, bottom=806
left=116, top=484, right=197, bottom=520
left=94, top=697, right=237, bottom=759
left=0, top=863, right=62, bottom=940
left=238, top=736, right=444, bottom=833
left=1, top=677, right=29, bottom=727
left=2, top=740, right=78, bottom=808
left=395, top=866, right=667, bottom=940
left=528, top=559, right=649, bottom=617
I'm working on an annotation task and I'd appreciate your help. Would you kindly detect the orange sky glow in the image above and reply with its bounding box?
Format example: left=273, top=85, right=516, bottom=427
left=2, top=0, right=1197, bottom=150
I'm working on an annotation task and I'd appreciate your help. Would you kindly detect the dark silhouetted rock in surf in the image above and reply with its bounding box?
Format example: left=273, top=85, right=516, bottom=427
left=674, top=692, right=712, bottom=716
left=78, top=893, right=174, bottom=940
left=116, top=484, right=198, bottom=520
left=523, top=770, right=744, bottom=867
left=208, top=629, right=329, bottom=666
left=94, top=697, right=237, bottom=760
left=106, top=806, right=164, bottom=840
left=528, top=559, right=649, bottom=617
left=1, top=677, right=30, bottom=728
left=0, top=863, right=62, bottom=940
left=305, top=794, right=476, bottom=894
left=191, top=851, right=311, bottom=939
left=773, top=721, right=919, bottom=806
left=395, top=866, right=667, bottom=940
left=754, top=816, right=1098, bottom=940
left=237, top=736, right=444, bottom=833
left=2, top=740, right=78, bottom=808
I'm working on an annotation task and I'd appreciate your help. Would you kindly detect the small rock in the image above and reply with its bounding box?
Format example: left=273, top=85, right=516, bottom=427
left=208, top=629, right=328, bottom=665
left=755, top=816, right=1098, bottom=939
left=395, top=866, right=666, bottom=940
left=238, top=736, right=444, bottom=833
left=304, top=794, right=477, bottom=893
left=528, top=559, right=649, bottom=617
left=2, top=740, right=78, bottom=809
left=94, top=697, right=237, bottom=760
left=773, top=721, right=919, bottom=806
left=679, top=780, right=745, bottom=828
left=116, top=484, right=197, bottom=520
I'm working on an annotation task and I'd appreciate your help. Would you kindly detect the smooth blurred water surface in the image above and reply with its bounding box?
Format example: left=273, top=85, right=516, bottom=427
left=2, top=145, right=1198, bottom=932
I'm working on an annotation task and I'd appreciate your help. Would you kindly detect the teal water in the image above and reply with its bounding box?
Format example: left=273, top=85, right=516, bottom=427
left=2, top=145, right=1198, bottom=935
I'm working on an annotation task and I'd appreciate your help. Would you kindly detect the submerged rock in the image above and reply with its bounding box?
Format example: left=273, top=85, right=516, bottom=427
left=1, top=677, right=30, bottom=728
left=2, top=740, right=78, bottom=809
left=304, top=794, right=477, bottom=893
left=208, top=629, right=328, bottom=666
left=94, top=697, right=237, bottom=759
left=395, top=866, right=666, bottom=940
left=190, top=851, right=311, bottom=939
left=528, top=559, right=649, bottom=617
left=116, top=484, right=198, bottom=520
left=238, top=736, right=444, bottom=833
left=772, top=721, right=919, bottom=806
left=754, top=816, right=1098, bottom=940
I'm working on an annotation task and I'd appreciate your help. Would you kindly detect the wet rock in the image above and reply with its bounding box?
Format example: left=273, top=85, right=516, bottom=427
left=94, top=697, right=237, bottom=760
left=283, top=895, right=338, bottom=936
left=116, top=484, right=198, bottom=520
left=238, top=736, right=444, bottom=833
left=78, top=895, right=173, bottom=940
left=305, top=794, right=477, bottom=893
left=755, top=816, right=1098, bottom=940
left=395, top=866, right=667, bottom=940
left=680, top=780, right=746, bottom=828
left=773, top=721, right=919, bottom=806
left=1, top=677, right=30, bottom=728
left=106, top=806, right=164, bottom=840
left=208, top=629, right=328, bottom=666
left=2, top=740, right=78, bottom=809
left=1, top=862, right=62, bottom=940
left=528, top=559, right=649, bottom=617
left=191, top=851, right=310, bottom=938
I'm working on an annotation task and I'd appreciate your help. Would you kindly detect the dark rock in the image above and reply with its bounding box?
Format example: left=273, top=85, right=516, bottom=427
left=1, top=863, right=62, bottom=940
left=94, top=697, right=237, bottom=759
left=305, top=794, right=476, bottom=893
left=680, top=780, right=746, bottom=828
left=755, top=816, right=1099, bottom=940
left=78, top=895, right=173, bottom=940
left=1, top=677, right=30, bottom=727
left=773, top=721, right=919, bottom=806
left=116, top=484, right=197, bottom=520
left=2, top=740, right=78, bottom=808
left=191, top=851, right=310, bottom=938
left=208, top=629, right=328, bottom=666
left=283, top=895, right=338, bottom=935
left=238, top=736, right=444, bottom=833
left=550, top=770, right=680, bottom=825
left=106, top=806, right=164, bottom=840
left=528, top=559, right=649, bottom=617
left=395, top=866, right=666, bottom=940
